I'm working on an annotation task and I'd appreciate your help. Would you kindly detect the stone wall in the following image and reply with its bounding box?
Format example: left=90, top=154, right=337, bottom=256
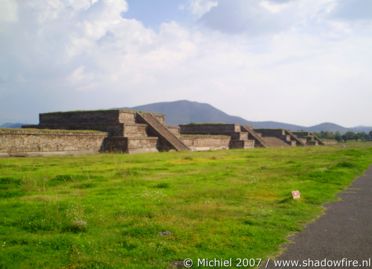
left=34, top=110, right=123, bottom=135
left=254, top=129, right=286, bottom=137
left=166, top=126, right=181, bottom=137
left=0, top=128, right=107, bottom=157
left=180, top=124, right=255, bottom=149
left=31, top=109, right=166, bottom=137
left=21, top=109, right=171, bottom=153
left=180, top=124, right=241, bottom=135
left=180, top=135, right=231, bottom=151
left=292, top=131, right=311, bottom=138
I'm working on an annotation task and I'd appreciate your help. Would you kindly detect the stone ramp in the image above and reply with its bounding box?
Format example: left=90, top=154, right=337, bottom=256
left=311, top=133, right=325, bottom=145
left=136, top=112, right=190, bottom=151
left=286, top=130, right=305, bottom=146
left=241, top=125, right=268, bottom=148
left=314, top=136, right=325, bottom=145
left=261, top=137, right=290, bottom=147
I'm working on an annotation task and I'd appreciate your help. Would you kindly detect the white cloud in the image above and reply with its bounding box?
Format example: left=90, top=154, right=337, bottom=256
left=260, top=1, right=291, bottom=14
left=0, top=0, right=372, bottom=126
left=180, top=0, right=219, bottom=18
left=0, top=0, right=18, bottom=26
left=198, top=0, right=340, bottom=35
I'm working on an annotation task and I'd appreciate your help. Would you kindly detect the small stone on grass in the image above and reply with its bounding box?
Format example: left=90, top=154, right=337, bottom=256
left=168, top=260, right=185, bottom=269
left=291, top=190, right=301, bottom=200
left=70, top=220, right=87, bottom=232
left=159, top=230, right=172, bottom=236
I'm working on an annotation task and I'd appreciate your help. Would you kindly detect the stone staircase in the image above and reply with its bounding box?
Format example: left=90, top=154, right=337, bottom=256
left=240, top=125, right=268, bottom=148
left=293, top=132, right=325, bottom=146
left=230, top=129, right=255, bottom=148
left=136, top=112, right=190, bottom=151
left=286, top=130, right=305, bottom=146
left=254, top=129, right=304, bottom=147
left=113, top=112, right=159, bottom=154
left=313, top=135, right=325, bottom=146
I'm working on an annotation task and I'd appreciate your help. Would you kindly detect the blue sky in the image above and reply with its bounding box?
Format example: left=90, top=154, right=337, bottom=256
left=124, top=0, right=191, bottom=27
left=0, top=0, right=372, bottom=126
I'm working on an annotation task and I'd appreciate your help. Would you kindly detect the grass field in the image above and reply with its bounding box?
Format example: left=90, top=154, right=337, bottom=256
left=1, top=143, right=372, bottom=269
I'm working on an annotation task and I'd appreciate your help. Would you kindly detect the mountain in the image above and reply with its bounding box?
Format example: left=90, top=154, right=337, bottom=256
left=246, top=121, right=305, bottom=130
left=3, top=101, right=370, bottom=133
left=352, top=126, right=372, bottom=133
left=132, top=100, right=372, bottom=133
left=0, top=122, right=24, bottom=128
left=307, top=123, right=350, bottom=133
left=132, top=100, right=306, bottom=129
left=133, top=100, right=249, bottom=125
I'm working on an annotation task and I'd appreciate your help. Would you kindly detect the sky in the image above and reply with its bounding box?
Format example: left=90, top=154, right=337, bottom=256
left=0, top=0, right=372, bottom=127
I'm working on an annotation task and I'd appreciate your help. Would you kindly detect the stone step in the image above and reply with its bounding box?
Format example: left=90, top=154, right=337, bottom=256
left=231, top=132, right=248, bottom=140
left=229, top=140, right=255, bottom=149
left=123, top=124, right=147, bottom=137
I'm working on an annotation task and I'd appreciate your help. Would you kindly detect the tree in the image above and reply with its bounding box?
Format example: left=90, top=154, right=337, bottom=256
left=342, top=131, right=357, bottom=141
left=335, top=132, right=343, bottom=142
left=318, top=131, right=335, bottom=139
left=355, top=132, right=367, bottom=141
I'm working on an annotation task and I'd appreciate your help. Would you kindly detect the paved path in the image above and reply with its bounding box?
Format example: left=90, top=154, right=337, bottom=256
left=266, top=166, right=372, bottom=269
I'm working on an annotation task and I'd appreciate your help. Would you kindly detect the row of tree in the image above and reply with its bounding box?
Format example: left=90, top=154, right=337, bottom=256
left=316, top=131, right=372, bottom=142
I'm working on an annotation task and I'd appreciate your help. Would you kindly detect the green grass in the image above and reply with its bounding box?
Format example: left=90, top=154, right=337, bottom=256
left=1, top=143, right=372, bottom=268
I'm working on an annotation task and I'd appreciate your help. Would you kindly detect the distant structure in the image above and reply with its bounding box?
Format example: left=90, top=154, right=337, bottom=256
left=0, top=109, right=325, bottom=157
left=292, top=132, right=325, bottom=146
left=179, top=124, right=255, bottom=149
left=254, top=129, right=305, bottom=147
